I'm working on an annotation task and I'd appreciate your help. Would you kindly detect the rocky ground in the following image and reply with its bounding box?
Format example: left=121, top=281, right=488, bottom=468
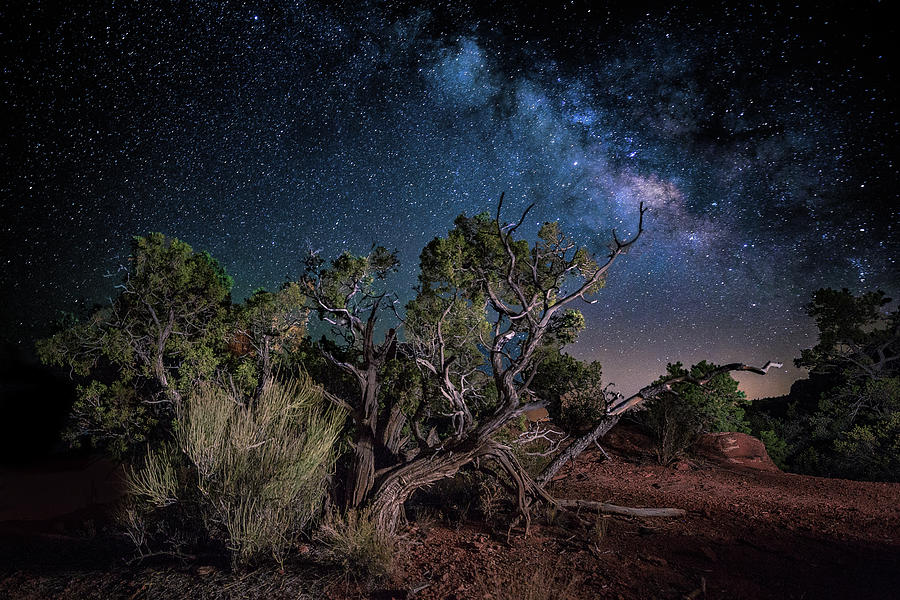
left=2, top=424, right=898, bottom=599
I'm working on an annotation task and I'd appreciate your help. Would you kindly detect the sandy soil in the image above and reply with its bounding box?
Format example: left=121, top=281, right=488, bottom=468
left=2, top=424, right=898, bottom=599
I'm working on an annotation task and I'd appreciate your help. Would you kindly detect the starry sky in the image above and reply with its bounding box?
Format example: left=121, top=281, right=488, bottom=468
left=1, top=1, right=897, bottom=399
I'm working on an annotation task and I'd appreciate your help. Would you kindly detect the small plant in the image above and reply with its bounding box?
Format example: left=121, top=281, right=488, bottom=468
left=317, top=508, right=396, bottom=581
left=477, top=476, right=506, bottom=521
left=589, top=513, right=611, bottom=546
left=474, top=557, right=583, bottom=600
left=126, top=443, right=179, bottom=507
left=124, top=375, right=343, bottom=567
left=642, top=361, right=750, bottom=464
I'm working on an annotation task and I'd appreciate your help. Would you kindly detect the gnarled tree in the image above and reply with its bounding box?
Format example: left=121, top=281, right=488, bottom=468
left=304, top=196, right=775, bottom=534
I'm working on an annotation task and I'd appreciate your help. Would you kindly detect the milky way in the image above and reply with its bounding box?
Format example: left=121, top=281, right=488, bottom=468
left=2, top=1, right=897, bottom=398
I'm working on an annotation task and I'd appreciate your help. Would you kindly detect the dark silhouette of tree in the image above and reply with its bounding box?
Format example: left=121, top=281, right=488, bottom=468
left=37, top=233, right=233, bottom=456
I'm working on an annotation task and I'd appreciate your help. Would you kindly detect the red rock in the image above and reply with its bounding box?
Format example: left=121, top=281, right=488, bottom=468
left=693, top=432, right=779, bottom=472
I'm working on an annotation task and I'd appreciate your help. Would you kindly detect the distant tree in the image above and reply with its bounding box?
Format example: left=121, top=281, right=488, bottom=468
left=36, top=233, right=233, bottom=456
left=796, top=288, right=899, bottom=480
left=230, top=282, right=309, bottom=398
left=797, top=288, right=898, bottom=382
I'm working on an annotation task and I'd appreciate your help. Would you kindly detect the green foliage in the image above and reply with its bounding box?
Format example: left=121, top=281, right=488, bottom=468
left=126, top=376, right=343, bottom=567
left=417, top=212, right=509, bottom=297
left=409, top=210, right=609, bottom=442
left=832, top=405, right=900, bottom=481
left=531, top=352, right=606, bottom=434
left=758, top=429, right=789, bottom=469
left=417, top=213, right=604, bottom=311
left=797, top=288, right=894, bottom=374
left=642, top=361, right=749, bottom=464
left=749, top=288, right=900, bottom=481
left=304, top=246, right=398, bottom=315
left=228, top=281, right=310, bottom=396
left=36, top=233, right=234, bottom=457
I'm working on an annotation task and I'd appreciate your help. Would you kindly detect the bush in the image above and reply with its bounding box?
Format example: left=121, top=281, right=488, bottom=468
left=124, top=375, right=344, bottom=567
left=316, top=508, right=396, bottom=581
left=758, top=429, right=789, bottom=469
left=832, top=409, right=900, bottom=481
left=531, top=351, right=609, bottom=434
left=642, top=361, right=749, bottom=464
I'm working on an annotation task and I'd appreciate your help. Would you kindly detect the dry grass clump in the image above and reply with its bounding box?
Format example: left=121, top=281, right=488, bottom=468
left=316, top=508, right=396, bottom=581
left=124, top=375, right=343, bottom=567
left=126, top=443, right=179, bottom=507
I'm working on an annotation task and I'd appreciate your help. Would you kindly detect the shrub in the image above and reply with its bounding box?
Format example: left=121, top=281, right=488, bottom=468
left=126, top=443, right=179, bottom=507
left=832, top=409, right=900, bottom=481
left=758, top=429, right=789, bottom=469
left=317, top=508, right=396, bottom=581
left=642, top=361, right=749, bottom=464
left=124, top=375, right=343, bottom=567
left=532, top=352, right=608, bottom=435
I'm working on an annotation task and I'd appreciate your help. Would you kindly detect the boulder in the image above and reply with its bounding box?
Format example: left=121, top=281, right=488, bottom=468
left=694, top=432, right=779, bottom=472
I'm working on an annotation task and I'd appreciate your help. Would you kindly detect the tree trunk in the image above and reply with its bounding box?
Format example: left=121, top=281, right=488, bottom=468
left=254, top=335, right=272, bottom=401
left=379, top=403, right=406, bottom=456
left=347, top=429, right=376, bottom=508
left=345, top=366, right=380, bottom=508
left=368, top=446, right=485, bottom=534
left=536, top=415, right=621, bottom=487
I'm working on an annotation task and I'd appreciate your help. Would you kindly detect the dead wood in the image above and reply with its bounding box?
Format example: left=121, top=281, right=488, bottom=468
left=556, top=499, right=686, bottom=518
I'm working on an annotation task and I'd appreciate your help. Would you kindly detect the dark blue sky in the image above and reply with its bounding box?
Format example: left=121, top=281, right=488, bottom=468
left=2, top=1, right=897, bottom=398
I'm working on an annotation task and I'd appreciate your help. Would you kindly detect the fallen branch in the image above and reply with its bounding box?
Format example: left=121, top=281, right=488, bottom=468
left=556, top=498, right=686, bottom=518
left=537, top=361, right=783, bottom=487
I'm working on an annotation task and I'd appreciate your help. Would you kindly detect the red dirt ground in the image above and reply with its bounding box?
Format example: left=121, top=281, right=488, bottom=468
left=2, top=424, right=899, bottom=599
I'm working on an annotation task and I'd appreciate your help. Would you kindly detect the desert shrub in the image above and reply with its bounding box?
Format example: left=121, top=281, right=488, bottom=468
left=532, top=352, right=608, bottom=434
left=125, top=375, right=343, bottom=567
left=642, top=361, right=749, bottom=464
left=831, top=405, right=900, bottom=481
left=316, top=508, right=396, bottom=581
left=751, top=377, right=900, bottom=482
left=757, top=429, right=789, bottom=469
left=126, top=443, right=179, bottom=507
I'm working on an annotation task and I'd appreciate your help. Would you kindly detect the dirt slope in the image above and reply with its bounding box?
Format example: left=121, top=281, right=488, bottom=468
left=383, top=425, right=900, bottom=599
left=1, top=425, right=898, bottom=599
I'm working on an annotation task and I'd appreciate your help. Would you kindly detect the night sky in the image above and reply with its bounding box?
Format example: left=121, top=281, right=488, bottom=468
left=2, top=1, right=897, bottom=399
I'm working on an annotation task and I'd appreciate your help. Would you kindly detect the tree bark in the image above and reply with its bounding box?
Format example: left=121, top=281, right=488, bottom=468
left=537, top=415, right=621, bottom=487
left=346, top=366, right=380, bottom=507
left=379, top=403, right=406, bottom=456
left=369, top=447, right=484, bottom=534
left=555, top=499, right=685, bottom=517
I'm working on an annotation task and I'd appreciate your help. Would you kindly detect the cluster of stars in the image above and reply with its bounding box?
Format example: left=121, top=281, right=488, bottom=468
left=1, top=1, right=896, bottom=399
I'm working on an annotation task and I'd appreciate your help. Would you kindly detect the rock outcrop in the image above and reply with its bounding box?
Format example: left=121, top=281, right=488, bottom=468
left=694, top=432, right=779, bottom=472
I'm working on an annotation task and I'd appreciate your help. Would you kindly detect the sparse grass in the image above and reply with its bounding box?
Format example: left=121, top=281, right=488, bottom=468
left=474, top=557, right=584, bottom=600
left=316, top=508, right=396, bottom=582
left=590, top=513, right=611, bottom=546
left=125, top=443, right=178, bottom=507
